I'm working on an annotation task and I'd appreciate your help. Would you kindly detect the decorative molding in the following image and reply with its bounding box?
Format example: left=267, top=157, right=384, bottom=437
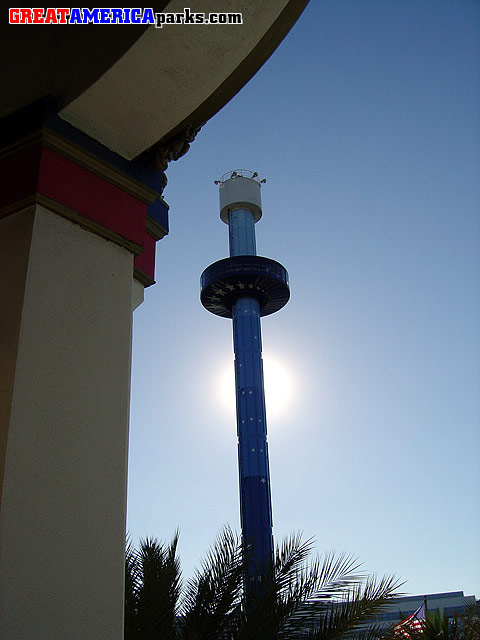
left=0, top=128, right=165, bottom=205
left=0, top=131, right=40, bottom=160
left=0, top=195, right=144, bottom=258
left=0, top=197, right=36, bottom=220
left=0, top=106, right=169, bottom=290
left=133, top=266, right=155, bottom=288
left=38, top=194, right=145, bottom=256
left=146, top=215, right=167, bottom=241
left=44, top=129, right=162, bottom=204
left=1, top=197, right=159, bottom=288
left=143, top=123, right=202, bottom=189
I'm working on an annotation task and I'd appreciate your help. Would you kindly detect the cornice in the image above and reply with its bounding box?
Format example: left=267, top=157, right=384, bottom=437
left=146, top=215, right=167, bottom=241
left=0, top=128, right=165, bottom=205
left=0, top=195, right=144, bottom=257
left=133, top=266, right=155, bottom=288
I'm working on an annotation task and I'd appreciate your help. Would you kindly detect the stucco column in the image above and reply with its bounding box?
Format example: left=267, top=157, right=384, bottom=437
left=0, top=205, right=140, bottom=638
left=0, top=100, right=168, bottom=639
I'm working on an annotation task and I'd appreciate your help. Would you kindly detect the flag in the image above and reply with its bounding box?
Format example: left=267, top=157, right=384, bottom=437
left=394, top=603, right=426, bottom=637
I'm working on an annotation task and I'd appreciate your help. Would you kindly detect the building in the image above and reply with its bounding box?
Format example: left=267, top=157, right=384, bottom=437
left=370, top=591, right=477, bottom=630
left=0, top=3, right=309, bottom=638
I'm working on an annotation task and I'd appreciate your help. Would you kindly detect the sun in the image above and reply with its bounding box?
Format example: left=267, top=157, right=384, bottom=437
left=217, top=354, right=294, bottom=422
left=263, top=356, right=294, bottom=419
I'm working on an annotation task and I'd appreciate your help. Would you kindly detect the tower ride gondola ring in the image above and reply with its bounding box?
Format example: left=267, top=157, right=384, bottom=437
left=200, top=255, right=290, bottom=318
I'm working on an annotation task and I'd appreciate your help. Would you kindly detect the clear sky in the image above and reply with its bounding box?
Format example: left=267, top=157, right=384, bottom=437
left=127, top=1, right=480, bottom=600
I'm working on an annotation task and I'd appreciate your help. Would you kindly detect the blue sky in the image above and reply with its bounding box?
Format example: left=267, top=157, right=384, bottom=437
left=127, top=1, right=480, bottom=599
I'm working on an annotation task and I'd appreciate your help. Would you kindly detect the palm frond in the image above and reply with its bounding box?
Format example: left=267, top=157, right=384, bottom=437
left=300, top=574, right=403, bottom=640
left=125, top=527, right=405, bottom=640
left=125, top=537, right=141, bottom=640
left=274, top=549, right=369, bottom=637
left=181, top=526, right=245, bottom=640
left=126, top=531, right=182, bottom=640
left=237, top=535, right=378, bottom=640
left=235, top=532, right=314, bottom=639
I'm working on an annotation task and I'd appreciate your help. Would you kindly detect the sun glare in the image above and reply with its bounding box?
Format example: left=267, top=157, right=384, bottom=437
left=217, top=355, right=294, bottom=422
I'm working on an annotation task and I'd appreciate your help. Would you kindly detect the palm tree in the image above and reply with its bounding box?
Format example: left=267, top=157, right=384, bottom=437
left=125, top=527, right=402, bottom=640
left=125, top=532, right=181, bottom=640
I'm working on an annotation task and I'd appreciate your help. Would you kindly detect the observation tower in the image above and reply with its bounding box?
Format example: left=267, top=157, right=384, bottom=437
left=200, top=170, right=290, bottom=589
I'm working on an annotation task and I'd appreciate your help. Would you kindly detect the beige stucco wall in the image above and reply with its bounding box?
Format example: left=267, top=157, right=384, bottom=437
left=0, top=206, right=136, bottom=639
left=60, top=0, right=292, bottom=158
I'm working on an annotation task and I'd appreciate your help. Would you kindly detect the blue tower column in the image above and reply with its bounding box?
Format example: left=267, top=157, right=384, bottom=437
left=233, top=296, right=273, bottom=580
left=200, top=170, right=290, bottom=595
left=228, top=207, right=273, bottom=581
left=228, top=208, right=257, bottom=256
